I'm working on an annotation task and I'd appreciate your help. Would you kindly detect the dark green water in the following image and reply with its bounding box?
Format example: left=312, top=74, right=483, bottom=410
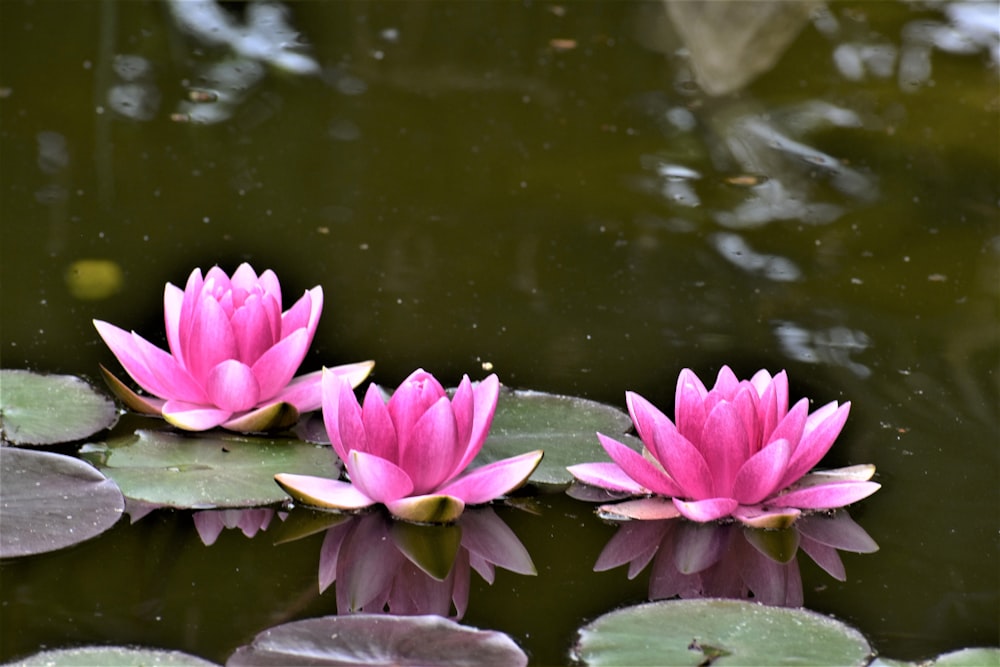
left=1, top=2, right=997, bottom=664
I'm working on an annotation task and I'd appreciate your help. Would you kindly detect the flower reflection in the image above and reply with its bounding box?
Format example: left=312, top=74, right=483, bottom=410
left=317, top=508, right=535, bottom=619
left=193, top=508, right=286, bottom=546
left=593, top=511, right=878, bottom=607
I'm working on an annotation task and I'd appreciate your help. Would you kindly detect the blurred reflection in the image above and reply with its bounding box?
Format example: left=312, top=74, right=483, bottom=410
left=317, top=508, right=535, bottom=619
left=773, top=320, right=872, bottom=378
left=193, top=508, right=287, bottom=546
left=594, top=511, right=877, bottom=607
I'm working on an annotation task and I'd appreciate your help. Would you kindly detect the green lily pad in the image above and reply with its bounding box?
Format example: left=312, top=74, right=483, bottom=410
left=572, top=599, right=873, bottom=666
left=3, top=646, right=219, bottom=666
left=931, top=648, right=1000, bottom=666
left=0, top=369, right=118, bottom=445
left=227, top=614, right=527, bottom=666
left=0, top=448, right=125, bottom=558
left=474, top=389, right=635, bottom=486
left=80, top=429, right=341, bottom=509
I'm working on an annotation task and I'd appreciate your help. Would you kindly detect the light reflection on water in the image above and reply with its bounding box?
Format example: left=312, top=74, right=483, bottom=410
left=1, top=1, right=997, bottom=664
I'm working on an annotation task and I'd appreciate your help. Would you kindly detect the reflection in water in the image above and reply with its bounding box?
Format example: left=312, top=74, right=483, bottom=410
left=317, top=508, right=535, bottom=619
left=193, top=508, right=286, bottom=546
left=773, top=320, right=872, bottom=378
left=594, top=512, right=877, bottom=607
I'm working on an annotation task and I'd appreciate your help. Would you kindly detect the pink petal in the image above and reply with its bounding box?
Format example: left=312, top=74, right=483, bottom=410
left=185, top=294, right=238, bottom=384
left=399, top=397, right=460, bottom=493
left=206, top=359, right=261, bottom=412
left=711, top=365, right=740, bottom=397
left=731, top=438, right=792, bottom=505
left=385, top=494, right=466, bottom=524
left=730, top=387, right=762, bottom=455
left=451, top=374, right=500, bottom=475
left=231, top=294, right=276, bottom=364
left=388, top=369, right=443, bottom=450
left=346, top=450, right=414, bottom=503
left=134, top=333, right=211, bottom=403
left=322, top=370, right=360, bottom=461
left=698, top=401, right=749, bottom=497
left=778, top=402, right=851, bottom=489
left=674, top=368, right=708, bottom=441
left=767, top=398, right=808, bottom=450
left=272, top=370, right=323, bottom=413
left=176, top=268, right=205, bottom=353
left=567, top=462, right=647, bottom=494
left=257, top=269, right=283, bottom=308
left=768, top=480, right=881, bottom=510
left=251, top=328, right=309, bottom=401
left=281, top=286, right=322, bottom=340
left=450, top=376, right=475, bottom=450
left=649, top=425, right=713, bottom=499
left=598, top=433, right=685, bottom=497
left=437, top=450, right=543, bottom=505
left=672, top=497, right=739, bottom=522
left=361, top=383, right=398, bottom=461
left=161, top=400, right=232, bottom=430
left=98, top=365, right=166, bottom=415
left=273, top=473, right=376, bottom=510
left=626, top=392, right=670, bottom=447
left=163, top=283, right=186, bottom=361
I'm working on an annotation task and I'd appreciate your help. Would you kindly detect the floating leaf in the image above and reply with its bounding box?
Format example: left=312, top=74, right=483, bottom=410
left=227, top=614, right=528, bottom=666
left=3, top=646, right=219, bottom=666
left=572, top=598, right=873, bottom=666
left=80, top=429, right=341, bottom=509
left=0, top=369, right=118, bottom=445
left=0, top=448, right=124, bottom=558
left=474, top=389, right=634, bottom=486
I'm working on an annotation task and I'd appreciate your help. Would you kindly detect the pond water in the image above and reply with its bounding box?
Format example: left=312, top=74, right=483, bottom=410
left=1, top=1, right=997, bottom=665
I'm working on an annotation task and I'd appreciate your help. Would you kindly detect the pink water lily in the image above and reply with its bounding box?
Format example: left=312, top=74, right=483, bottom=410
left=275, top=369, right=543, bottom=523
left=94, top=263, right=373, bottom=432
left=568, top=366, right=880, bottom=529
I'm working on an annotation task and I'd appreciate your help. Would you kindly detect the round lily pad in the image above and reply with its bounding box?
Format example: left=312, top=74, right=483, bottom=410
left=474, top=389, right=634, bottom=486
left=0, top=448, right=125, bottom=558
left=573, top=598, right=873, bottom=666
left=0, top=369, right=118, bottom=445
left=931, top=648, right=1000, bottom=666
left=3, top=646, right=219, bottom=666
left=79, top=429, right=342, bottom=509
left=227, top=614, right=528, bottom=666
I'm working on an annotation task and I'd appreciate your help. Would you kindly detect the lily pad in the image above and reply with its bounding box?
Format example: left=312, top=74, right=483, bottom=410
left=0, top=448, right=125, bottom=558
left=474, top=389, right=635, bottom=486
left=226, top=614, right=528, bottom=666
left=572, top=599, right=873, bottom=666
left=0, top=369, right=118, bottom=445
left=80, top=429, right=341, bottom=509
left=3, top=646, right=219, bottom=666
left=931, top=648, right=1000, bottom=666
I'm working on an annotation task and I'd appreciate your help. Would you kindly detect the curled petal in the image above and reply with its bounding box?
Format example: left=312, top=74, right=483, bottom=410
left=222, top=402, right=299, bottom=433
left=322, top=370, right=363, bottom=462
left=231, top=294, right=275, bottom=364
left=251, top=328, right=310, bottom=401
left=399, top=397, right=460, bottom=492
left=672, top=497, right=739, bottom=522
left=674, top=368, right=708, bottom=441
left=437, top=450, right=543, bottom=505
left=450, top=375, right=500, bottom=476
left=346, top=450, right=414, bottom=504
left=274, top=473, right=376, bottom=510
left=361, top=383, right=398, bottom=461
left=162, top=400, right=232, bottom=431
left=185, top=294, right=238, bottom=384
left=281, top=286, right=323, bottom=340
left=567, top=462, right=647, bottom=494
left=778, top=402, right=851, bottom=488
left=626, top=392, right=671, bottom=448
left=98, top=365, right=165, bottom=416
left=385, top=494, right=466, bottom=524
left=163, top=283, right=186, bottom=361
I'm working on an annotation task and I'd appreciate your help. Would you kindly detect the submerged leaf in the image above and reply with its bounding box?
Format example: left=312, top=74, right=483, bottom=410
left=0, top=369, right=118, bottom=445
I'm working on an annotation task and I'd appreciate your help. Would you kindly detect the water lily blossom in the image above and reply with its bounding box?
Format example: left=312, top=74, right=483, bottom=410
left=94, top=263, right=373, bottom=432
left=568, top=366, right=880, bottom=529
left=275, top=369, right=543, bottom=523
